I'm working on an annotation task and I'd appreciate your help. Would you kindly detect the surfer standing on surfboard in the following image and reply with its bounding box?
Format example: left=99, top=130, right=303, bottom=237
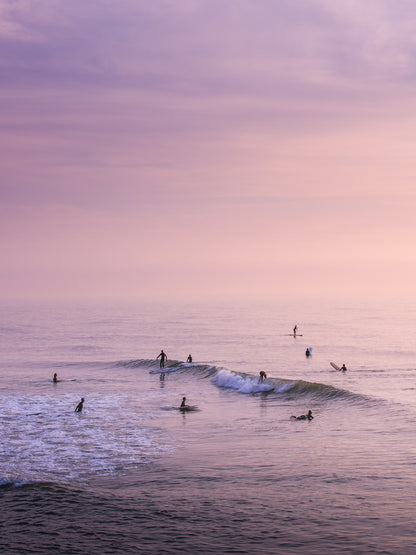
left=157, top=350, right=167, bottom=369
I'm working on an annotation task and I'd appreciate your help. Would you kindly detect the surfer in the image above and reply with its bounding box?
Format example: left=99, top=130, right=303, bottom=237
left=157, top=350, right=167, bottom=369
left=291, top=410, right=313, bottom=421
left=75, top=398, right=84, bottom=412
left=340, top=364, right=347, bottom=372
left=53, top=372, right=58, bottom=383
left=187, top=354, right=193, bottom=363
left=180, top=397, right=187, bottom=408
left=293, top=325, right=297, bottom=336
left=305, top=348, right=311, bottom=357
left=258, top=370, right=267, bottom=383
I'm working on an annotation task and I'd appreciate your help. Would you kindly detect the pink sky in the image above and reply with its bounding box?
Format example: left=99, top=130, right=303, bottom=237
left=1, top=0, right=416, bottom=302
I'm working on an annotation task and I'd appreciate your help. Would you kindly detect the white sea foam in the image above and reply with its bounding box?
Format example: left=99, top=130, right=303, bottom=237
left=212, top=369, right=274, bottom=394
left=0, top=393, right=173, bottom=484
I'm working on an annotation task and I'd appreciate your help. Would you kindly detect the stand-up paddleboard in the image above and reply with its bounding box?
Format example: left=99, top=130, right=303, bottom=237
left=330, top=362, right=340, bottom=371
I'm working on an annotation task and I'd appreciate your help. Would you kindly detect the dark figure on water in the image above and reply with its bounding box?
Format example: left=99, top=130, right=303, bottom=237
left=291, top=410, right=313, bottom=421
left=75, top=398, right=84, bottom=412
left=180, top=397, right=187, bottom=408
left=53, top=373, right=58, bottom=383
left=187, top=354, right=192, bottom=363
left=258, top=370, right=267, bottom=383
left=157, top=350, right=167, bottom=369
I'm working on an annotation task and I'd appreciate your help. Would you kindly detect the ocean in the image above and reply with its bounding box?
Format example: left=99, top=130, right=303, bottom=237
left=1, top=299, right=416, bottom=554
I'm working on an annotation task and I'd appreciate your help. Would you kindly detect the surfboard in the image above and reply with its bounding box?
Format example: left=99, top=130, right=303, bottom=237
left=330, top=362, right=340, bottom=371
left=179, top=405, right=198, bottom=412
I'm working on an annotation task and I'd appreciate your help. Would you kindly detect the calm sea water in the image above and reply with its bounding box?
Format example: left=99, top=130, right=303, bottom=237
left=1, top=299, right=416, bottom=554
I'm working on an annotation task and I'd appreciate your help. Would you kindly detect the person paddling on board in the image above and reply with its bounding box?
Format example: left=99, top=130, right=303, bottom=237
left=157, top=350, right=167, bottom=369
left=291, top=410, right=313, bottom=421
left=340, top=364, right=347, bottom=372
left=75, top=398, right=84, bottom=412
left=258, top=370, right=267, bottom=383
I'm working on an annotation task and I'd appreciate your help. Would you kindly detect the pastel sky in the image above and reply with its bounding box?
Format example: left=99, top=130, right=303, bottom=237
left=1, top=0, right=416, bottom=302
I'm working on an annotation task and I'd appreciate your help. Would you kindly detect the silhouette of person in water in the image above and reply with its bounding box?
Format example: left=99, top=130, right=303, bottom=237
left=293, top=325, right=297, bottom=336
left=157, top=350, right=167, bottom=369
left=291, top=410, right=313, bottom=421
left=75, top=398, right=84, bottom=412
left=305, top=348, right=311, bottom=357
left=53, top=373, right=58, bottom=383
left=258, top=370, right=267, bottom=383
left=187, top=354, right=192, bottom=363
left=340, top=364, right=347, bottom=372
left=180, top=396, right=187, bottom=408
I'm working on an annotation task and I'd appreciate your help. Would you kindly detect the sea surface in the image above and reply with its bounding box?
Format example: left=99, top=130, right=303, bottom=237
left=1, top=299, right=416, bottom=554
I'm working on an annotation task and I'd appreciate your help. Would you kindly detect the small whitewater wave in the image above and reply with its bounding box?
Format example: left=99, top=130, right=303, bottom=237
left=213, top=369, right=274, bottom=394
left=212, top=369, right=370, bottom=405
left=117, top=358, right=217, bottom=378
left=0, top=477, right=31, bottom=489
left=115, top=359, right=371, bottom=405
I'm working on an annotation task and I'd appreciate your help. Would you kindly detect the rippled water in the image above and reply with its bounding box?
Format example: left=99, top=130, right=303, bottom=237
left=1, top=300, right=416, bottom=553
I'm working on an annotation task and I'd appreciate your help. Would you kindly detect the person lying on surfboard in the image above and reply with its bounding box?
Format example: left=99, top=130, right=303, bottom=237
left=291, top=410, right=313, bottom=421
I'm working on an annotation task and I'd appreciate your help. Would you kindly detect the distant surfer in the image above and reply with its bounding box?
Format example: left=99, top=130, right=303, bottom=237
left=293, top=325, right=297, bottom=336
left=340, top=364, right=347, bottom=372
left=258, top=370, right=267, bottom=383
left=187, top=354, right=193, bottom=363
left=291, top=410, right=313, bottom=421
left=305, top=348, right=311, bottom=357
left=75, top=398, right=84, bottom=412
left=157, top=350, right=167, bottom=369
left=180, top=397, right=187, bottom=408
left=53, top=372, right=58, bottom=383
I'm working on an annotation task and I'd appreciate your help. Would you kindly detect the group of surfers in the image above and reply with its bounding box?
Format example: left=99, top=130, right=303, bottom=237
left=53, top=337, right=342, bottom=416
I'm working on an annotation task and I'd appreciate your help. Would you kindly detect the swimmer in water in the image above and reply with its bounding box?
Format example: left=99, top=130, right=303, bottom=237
left=305, top=348, right=311, bottom=357
left=53, top=372, right=58, bottom=383
left=258, top=370, right=267, bottom=383
left=75, top=398, right=84, bottom=412
left=157, top=349, right=167, bottom=369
